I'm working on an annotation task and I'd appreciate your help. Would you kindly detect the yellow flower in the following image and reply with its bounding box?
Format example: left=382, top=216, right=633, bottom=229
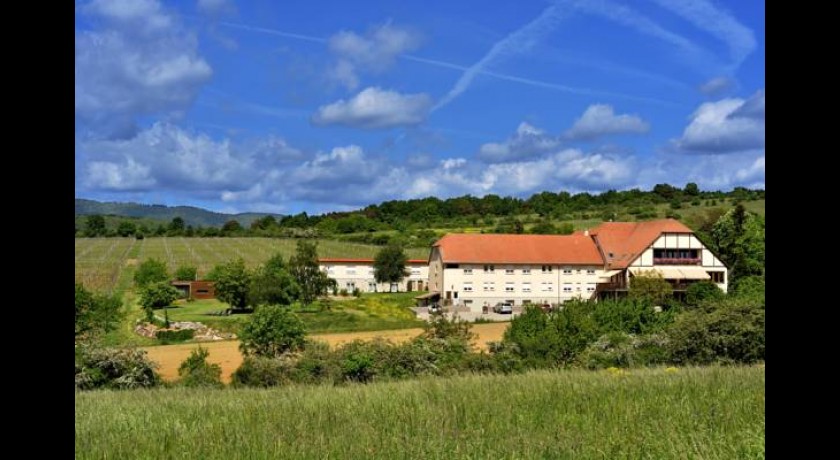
left=665, top=367, right=679, bottom=373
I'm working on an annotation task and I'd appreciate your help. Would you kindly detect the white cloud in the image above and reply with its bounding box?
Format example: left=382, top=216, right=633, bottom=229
left=478, top=122, right=563, bottom=162
left=565, top=104, right=650, bottom=140
left=699, top=76, right=734, bottom=96
left=76, top=0, right=212, bottom=136
left=672, top=90, right=765, bottom=153
left=311, top=87, right=432, bottom=129
left=85, top=158, right=156, bottom=190
left=328, top=22, right=421, bottom=90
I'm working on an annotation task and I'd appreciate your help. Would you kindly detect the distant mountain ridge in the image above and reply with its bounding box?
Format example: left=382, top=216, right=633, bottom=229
left=75, top=199, right=283, bottom=228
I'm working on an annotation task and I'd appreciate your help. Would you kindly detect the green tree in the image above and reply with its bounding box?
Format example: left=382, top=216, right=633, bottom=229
left=133, top=258, right=169, bottom=288
left=168, top=217, right=185, bottom=236
left=213, top=258, right=251, bottom=310
left=239, top=305, right=307, bottom=357
left=503, top=302, right=598, bottom=367
left=85, top=215, right=106, bottom=237
left=139, top=281, right=179, bottom=310
left=174, top=265, right=198, bottom=281
left=710, top=205, right=765, bottom=283
left=116, top=221, right=136, bottom=237
left=264, top=253, right=288, bottom=274
left=75, top=283, right=123, bottom=341
left=373, top=243, right=410, bottom=290
left=248, top=266, right=300, bottom=307
left=221, top=220, right=243, bottom=236
left=289, top=241, right=331, bottom=305
left=529, top=221, right=557, bottom=234
left=628, top=271, right=673, bottom=305
left=684, top=182, right=700, bottom=196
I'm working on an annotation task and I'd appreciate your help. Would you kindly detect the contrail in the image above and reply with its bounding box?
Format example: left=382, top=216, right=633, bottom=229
left=431, top=4, right=566, bottom=112
left=216, top=18, right=680, bottom=108
left=647, top=0, right=756, bottom=69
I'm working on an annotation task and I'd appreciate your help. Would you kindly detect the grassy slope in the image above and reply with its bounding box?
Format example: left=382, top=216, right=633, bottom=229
left=75, top=366, right=765, bottom=460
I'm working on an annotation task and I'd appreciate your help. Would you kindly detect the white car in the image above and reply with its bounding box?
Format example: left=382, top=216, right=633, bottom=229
left=493, top=302, right=513, bottom=314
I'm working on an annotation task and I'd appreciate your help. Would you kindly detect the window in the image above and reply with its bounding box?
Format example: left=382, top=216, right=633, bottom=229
left=463, top=283, right=474, bottom=292
left=541, top=282, right=553, bottom=292
left=463, top=268, right=473, bottom=275
left=411, top=269, right=421, bottom=275
left=505, top=269, right=515, bottom=275
left=586, top=269, right=596, bottom=275
left=708, top=271, right=725, bottom=283
left=563, top=284, right=573, bottom=293
left=464, top=300, right=473, bottom=305
left=562, top=268, right=572, bottom=275
left=586, top=285, right=596, bottom=292
left=541, top=265, right=553, bottom=273
left=522, top=268, right=531, bottom=275
left=196, top=289, right=208, bottom=294
left=483, top=282, right=495, bottom=292
left=523, top=299, right=532, bottom=305
left=522, top=283, right=532, bottom=293
left=505, top=282, right=515, bottom=293
left=368, top=282, right=377, bottom=291
left=346, top=282, right=356, bottom=289
left=654, top=249, right=700, bottom=264
left=346, top=269, right=357, bottom=275
left=484, top=265, right=495, bottom=273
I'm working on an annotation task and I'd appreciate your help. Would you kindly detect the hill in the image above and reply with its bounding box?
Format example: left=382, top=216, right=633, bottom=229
left=75, top=199, right=282, bottom=228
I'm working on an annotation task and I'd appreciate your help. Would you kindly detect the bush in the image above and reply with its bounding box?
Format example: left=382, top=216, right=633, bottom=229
left=75, top=346, right=159, bottom=390
left=667, top=298, right=765, bottom=365
left=503, top=303, right=598, bottom=368
left=352, top=287, right=361, bottom=297
left=576, top=332, right=670, bottom=369
left=685, top=281, right=724, bottom=306
left=156, top=329, right=195, bottom=344
left=231, top=356, right=295, bottom=388
left=592, top=298, right=674, bottom=335
left=339, top=288, right=349, bottom=297
left=134, top=258, right=169, bottom=288
left=75, top=283, right=123, bottom=342
left=628, top=271, right=673, bottom=305
left=139, top=282, right=179, bottom=310
left=239, top=305, right=307, bottom=358
left=174, top=265, right=198, bottom=282
left=178, top=346, right=223, bottom=388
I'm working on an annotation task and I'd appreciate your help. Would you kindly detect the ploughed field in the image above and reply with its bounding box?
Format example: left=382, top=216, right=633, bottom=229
left=75, top=365, right=765, bottom=460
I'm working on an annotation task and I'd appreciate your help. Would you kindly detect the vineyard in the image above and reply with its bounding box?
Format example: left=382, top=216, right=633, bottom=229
left=75, top=238, right=431, bottom=293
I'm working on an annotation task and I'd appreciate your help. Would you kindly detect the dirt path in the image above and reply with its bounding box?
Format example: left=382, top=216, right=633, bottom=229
left=142, top=322, right=510, bottom=383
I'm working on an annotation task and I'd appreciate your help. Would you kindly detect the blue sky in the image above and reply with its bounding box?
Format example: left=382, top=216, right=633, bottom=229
left=75, top=0, right=765, bottom=215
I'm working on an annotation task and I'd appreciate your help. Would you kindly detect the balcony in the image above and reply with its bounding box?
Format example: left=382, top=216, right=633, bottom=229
left=653, top=257, right=701, bottom=265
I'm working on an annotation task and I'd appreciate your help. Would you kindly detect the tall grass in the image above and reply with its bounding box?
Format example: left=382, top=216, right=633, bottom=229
left=76, top=366, right=764, bottom=459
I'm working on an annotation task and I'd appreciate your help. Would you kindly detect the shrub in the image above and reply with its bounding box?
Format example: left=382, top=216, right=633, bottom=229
left=339, top=288, right=349, bottom=297
left=133, top=258, right=169, bottom=288
left=174, top=265, right=198, bottom=281
left=685, top=281, right=724, bottom=307
left=239, top=305, right=307, bottom=358
left=75, top=283, right=123, bottom=342
left=352, top=287, right=361, bottom=297
left=667, top=298, right=765, bottom=365
left=592, top=298, right=674, bottom=335
left=75, top=346, right=159, bottom=390
left=231, top=356, right=294, bottom=388
left=139, top=281, right=179, bottom=310
left=628, top=271, right=673, bottom=305
left=503, top=303, right=598, bottom=368
left=576, top=332, right=670, bottom=369
left=156, top=329, right=195, bottom=344
left=178, top=346, right=223, bottom=388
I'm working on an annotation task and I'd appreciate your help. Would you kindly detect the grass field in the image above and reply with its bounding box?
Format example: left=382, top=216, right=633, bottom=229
left=161, top=292, right=424, bottom=336
left=75, top=237, right=431, bottom=293
left=75, top=365, right=765, bottom=459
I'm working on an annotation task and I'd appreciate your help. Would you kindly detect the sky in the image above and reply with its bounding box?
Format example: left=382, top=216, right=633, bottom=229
left=75, top=0, right=765, bottom=215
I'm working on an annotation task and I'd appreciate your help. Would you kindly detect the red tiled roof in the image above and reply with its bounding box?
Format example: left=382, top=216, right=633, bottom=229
left=433, top=233, right=603, bottom=265
left=589, top=219, right=694, bottom=269
left=318, top=258, right=427, bottom=264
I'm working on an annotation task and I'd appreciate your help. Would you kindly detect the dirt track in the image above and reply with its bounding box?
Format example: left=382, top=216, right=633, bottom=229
left=143, top=322, right=510, bottom=383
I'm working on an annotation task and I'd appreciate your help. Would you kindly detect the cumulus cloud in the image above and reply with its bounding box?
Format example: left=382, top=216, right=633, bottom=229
left=565, top=104, right=650, bottom=140
left=327, top=22, right=421, bottom=90
left=478, top=122, right=563, bottom=162
left=672, top=90, right=765, bottom=153
left=699, top=76, right=734, bottom=96
left=311, top=87, right=432, bottom=129
left=76, top=0, right=212, bottom=137
left=85, top=158, right=156, bottom=191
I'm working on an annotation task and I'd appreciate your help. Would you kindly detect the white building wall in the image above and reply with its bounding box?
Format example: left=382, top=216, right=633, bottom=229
left=632, top=233, right=727, bottom=292
left=440, top=264, right=607, bottom=312
left=319, top=261, right=429, bottom=293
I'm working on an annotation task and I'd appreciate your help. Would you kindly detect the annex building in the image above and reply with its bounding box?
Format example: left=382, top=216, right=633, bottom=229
left=427, top=219, right=727, bottom=312
left=319, top=258, right=430, bottom=293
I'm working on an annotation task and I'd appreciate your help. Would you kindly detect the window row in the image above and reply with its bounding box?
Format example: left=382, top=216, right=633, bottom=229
left=463, top=267, right=598, bottom=275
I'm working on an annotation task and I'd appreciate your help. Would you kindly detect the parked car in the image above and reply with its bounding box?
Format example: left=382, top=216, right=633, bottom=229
left=493, top=301, right=513, bottom=314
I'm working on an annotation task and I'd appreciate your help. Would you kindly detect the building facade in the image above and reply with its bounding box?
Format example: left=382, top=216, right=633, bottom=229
left=429, top=219, right=727, bottom=312
left=319, top=258, right=429, bottom=293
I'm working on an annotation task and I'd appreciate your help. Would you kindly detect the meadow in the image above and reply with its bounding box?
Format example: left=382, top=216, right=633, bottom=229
left=75, top=365, right=765, bottom=459
left=74, top=237, right=431, bottom=293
